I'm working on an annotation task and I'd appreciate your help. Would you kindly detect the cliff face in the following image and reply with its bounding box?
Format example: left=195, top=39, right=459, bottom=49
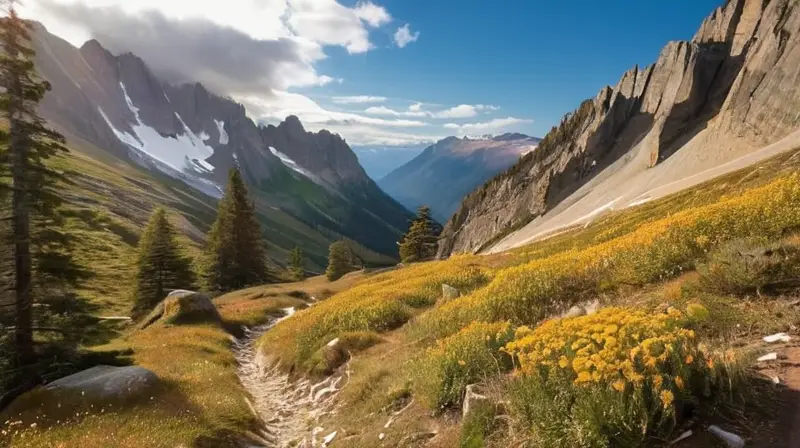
left=438, top=0, right=800, bottom=257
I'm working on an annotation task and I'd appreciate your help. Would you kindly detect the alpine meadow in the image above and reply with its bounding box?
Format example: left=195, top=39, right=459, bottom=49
left=3, top=1, right=800, bottom=448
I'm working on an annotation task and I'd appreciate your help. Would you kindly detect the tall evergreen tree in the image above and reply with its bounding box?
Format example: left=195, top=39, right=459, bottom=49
left=133, top=208, right=195, bottom=312
left=399, top=206, right=440, bottom=263
left=287, top=246, right=305, bottom=281
left=204, top=168, right=268, bottom=292
left=0, top=4, right=70, bottom=374
left=325, top=241, right=356, bottom=281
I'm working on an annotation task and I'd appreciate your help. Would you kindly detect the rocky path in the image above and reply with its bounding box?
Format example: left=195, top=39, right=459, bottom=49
left=234, top=308, right=345, bottom=448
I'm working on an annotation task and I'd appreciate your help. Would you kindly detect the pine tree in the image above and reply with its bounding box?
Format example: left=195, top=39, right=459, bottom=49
left=287, top=246, right=305, bottom=281
left=133, top=208, right=195, bottom=312
left=399, top=206, right=440, bottom=263
left=0, top=4, right=70, bottom=374
left=326, top=241, right=356, bottom=281
left=204, top=168, right=268, bottom=292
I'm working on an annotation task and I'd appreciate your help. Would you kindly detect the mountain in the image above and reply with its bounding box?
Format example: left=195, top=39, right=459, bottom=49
left=30, top=24, right=412, bottom=267
left=378, top=134, right=540, bottom=222
left=438, top=0, right=800, bottom=257
left=352, top=145, right=427, bottom=180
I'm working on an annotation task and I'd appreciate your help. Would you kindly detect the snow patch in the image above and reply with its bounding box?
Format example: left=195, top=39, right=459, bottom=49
left=269, top=146, right=316, bottom=179
left=99, top=82, right=221, bottom=197
left=215, top=119, right=229, bottom=145
left=194, top=159, right=215, bottom=173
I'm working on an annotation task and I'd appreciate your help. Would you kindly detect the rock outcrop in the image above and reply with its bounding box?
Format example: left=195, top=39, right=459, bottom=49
left=438, top=0, right=800, bottom=257
left=45, top=365, right=159, bottom=402
left=140, top=290, right=221, bottom=328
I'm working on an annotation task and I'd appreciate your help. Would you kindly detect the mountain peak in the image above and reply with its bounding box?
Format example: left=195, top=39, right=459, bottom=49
left=281, top=115, right=306, bottom=134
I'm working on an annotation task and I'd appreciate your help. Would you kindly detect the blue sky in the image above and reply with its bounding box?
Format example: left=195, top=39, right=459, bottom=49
left=312, top=0, right=722, bottom=141
left=28, top=0, right=722, bottom=146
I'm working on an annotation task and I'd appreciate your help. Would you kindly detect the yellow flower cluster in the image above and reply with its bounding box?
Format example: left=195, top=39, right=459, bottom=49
left=505, top=307, right=704, bottom=409
left=421, top=174, right=800, bottom=338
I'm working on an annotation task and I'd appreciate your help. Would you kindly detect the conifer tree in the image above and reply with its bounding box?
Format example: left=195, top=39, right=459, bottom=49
left=287, top=246, right=305, bottom=281
left=399, top=206, right=440, bottom=263
left=204, top=168, right=268, bottom=292
left=133, top=208, right=195, bottom=312
left=0, top=3, right=71, bottom=373
left=326, top=241, right=356, bottom=281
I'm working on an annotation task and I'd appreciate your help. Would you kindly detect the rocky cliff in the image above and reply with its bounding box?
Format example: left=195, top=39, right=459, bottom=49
left=379, top=134, right=540, bottom=223
left=31, top=25, right=411, bottom=261
left=438, top=0, right=800, bottom=257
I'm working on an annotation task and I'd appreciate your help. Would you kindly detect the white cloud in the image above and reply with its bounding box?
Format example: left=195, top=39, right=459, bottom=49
left=241, top=91, right=441, bottom=146
left=353, top=1, right=392, bottom=27
left=443, top=117, right=533, bottom=134
left=365, top=103, right=501, bottom=119
left=393, top=24, right=419, bottom=48
left=332, top=95, right=387, bottom=104
left=433, top=104, right=478, bottom=118
left=285, top=0, right=393, bottom=54
left=364, top=105, right=428, bottom=118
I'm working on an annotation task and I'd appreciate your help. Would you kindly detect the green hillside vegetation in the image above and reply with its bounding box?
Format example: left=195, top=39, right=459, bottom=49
left=256, top=146, right=800, bottom=446
left=5, top=147, right=800, bottom=447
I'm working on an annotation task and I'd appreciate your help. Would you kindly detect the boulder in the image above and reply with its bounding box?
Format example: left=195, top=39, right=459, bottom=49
left=46, top=365, right=159, bottom=402
left=462, top=384, right=489, bottom=418
left=140, top=290, right=221, bottom=329
left=442, top=284, right=460, bottom=300
left=560, top=299, right=601, bottom=319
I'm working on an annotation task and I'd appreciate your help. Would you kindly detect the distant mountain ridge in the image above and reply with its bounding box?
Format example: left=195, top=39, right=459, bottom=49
left=379, top=133, right=540, bottom=222
left=353, top=145, right=427, bottom=180
left=438, top=0, right=800, bottom=257
left=31, top=24, right=412, bottom=264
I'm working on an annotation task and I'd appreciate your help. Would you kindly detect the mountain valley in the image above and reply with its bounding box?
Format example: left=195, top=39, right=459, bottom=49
left=3, top=1, right=800, bottom=447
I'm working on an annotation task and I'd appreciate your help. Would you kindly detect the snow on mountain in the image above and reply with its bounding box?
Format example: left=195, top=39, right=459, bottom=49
left=268, top=146, right=321, bottom=183
left=98, top=82, right=222, bottom=197
left=215, top=119, right=229, bottom=145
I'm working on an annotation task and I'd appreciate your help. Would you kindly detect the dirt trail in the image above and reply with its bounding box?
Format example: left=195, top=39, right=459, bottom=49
left=234, top=308, right=346, bottom=448
left=675, top=339, right=800, bottom=448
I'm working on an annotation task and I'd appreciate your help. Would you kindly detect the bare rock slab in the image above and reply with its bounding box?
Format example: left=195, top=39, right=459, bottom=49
left=46, top=365, right=159, bottom=401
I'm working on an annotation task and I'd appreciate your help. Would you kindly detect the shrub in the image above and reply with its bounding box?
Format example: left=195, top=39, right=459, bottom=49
left=412, top=322, right=514, bottom=411
left=459, top=401, right=497, bottom=448
left=697, top=237, right=800, bottom=296
left=503, top=307, right=744, bottom=447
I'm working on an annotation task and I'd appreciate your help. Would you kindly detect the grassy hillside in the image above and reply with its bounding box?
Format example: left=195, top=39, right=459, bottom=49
left=1, top=274, right=366, bottom=447
left=5, top=146, right=800, bottom=447
left=257, top=146, right=800, bottom=446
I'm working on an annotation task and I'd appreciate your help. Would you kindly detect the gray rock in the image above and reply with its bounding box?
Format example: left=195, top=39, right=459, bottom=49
left=462, top=384, right=488, bottom=418
left=442, top=284, right=461, bottom=300
left=140, top=290, right=221, bottom=329
left=46, top=365, right=159, bottom=401
left=438, top=0, right=800, bottom=258
left=560, top=300, right=601, bottom=319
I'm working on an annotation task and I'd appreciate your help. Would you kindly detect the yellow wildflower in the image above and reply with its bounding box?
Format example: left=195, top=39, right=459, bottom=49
left=612, top=379, right=626, bottom=392
left=675, top=376, right=684, bottom=390
left=684, top=354, right=694, bottom=365
left=660, top=390, right=675, bottom=409
left=575, top=371, right=592, bottom=383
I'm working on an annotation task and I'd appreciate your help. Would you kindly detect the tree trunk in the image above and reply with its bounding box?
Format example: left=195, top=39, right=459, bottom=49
left=10, top=98, right=34, bottom=368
